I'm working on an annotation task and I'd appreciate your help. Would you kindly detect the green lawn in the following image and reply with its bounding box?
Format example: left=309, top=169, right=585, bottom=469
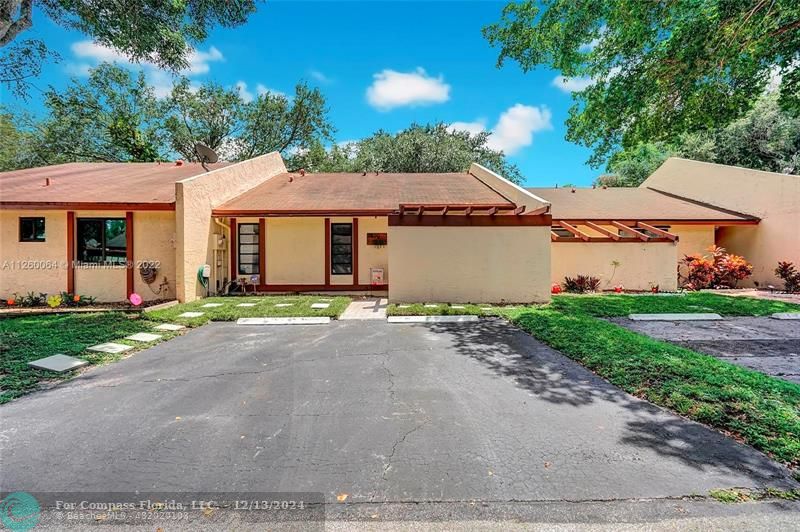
left=1, top=295, right=352, bottom=403
left=0, top=312, right=179, bottom=403
left=550, top=292, right=800, bottom=317
left=146, top=295, right=351, bottom=326
left=387, top=302, right=496, bottom=316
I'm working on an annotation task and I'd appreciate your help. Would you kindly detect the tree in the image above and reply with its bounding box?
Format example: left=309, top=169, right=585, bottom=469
left=28, top=63, right=165, bottom=163
left=0, top=111, right=39, bottom=170
left=164, top=80, right=334, bottom=162
left=484, top=0, right=800, bottom=167
left=0, top=0, right=258, bottom=98
left=597, top=95, right=800, bottom=186
left=289, top=123, right=524, bottom=184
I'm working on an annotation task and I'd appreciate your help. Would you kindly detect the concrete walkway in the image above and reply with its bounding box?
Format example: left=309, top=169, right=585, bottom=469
left=340, top=297, right=388, bottom=320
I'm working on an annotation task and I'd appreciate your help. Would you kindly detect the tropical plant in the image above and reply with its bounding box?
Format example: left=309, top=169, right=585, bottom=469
left=775, top=261, right=800, bottom=293
left=680, top=246, right=753, bottom=290
left=563, top=275, right=601, bottom=293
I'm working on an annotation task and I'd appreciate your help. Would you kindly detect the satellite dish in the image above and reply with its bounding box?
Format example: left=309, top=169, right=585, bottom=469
left=194, top=142, right=219, bottom=171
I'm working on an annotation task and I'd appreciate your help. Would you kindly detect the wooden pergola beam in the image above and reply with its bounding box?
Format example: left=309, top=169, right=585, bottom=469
left=584, top=221, right=620, bottom=240
left=550, top=231, right=561, bottom=241
left=557, top=221, right=591, bottom=241
left=486, top=206, right=498, bottom=216
left=527, top=205, right=549, bottom=215
left=611, top=221, right=649, bottom=241
left=464, top=206, right=473, bottom=216
left=636, top=222, right=678, bottom=241
left=513, top=205, right=526, bottom=215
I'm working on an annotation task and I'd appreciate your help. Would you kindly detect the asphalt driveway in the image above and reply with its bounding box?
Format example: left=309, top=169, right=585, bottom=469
left=1, top=319, right=796, bottom=506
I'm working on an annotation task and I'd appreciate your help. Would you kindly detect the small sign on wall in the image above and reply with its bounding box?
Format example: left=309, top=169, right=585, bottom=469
left=367, top=233, right=388, bottom=246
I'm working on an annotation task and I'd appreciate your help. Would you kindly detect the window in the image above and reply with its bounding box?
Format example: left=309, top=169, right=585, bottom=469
left=330, top=223, right=353, bottom=275
left=76, top=218, right=127, bottom=264
left=19, top=217, right=45, bottom=242
left=237, top=223, right=260, bottom=275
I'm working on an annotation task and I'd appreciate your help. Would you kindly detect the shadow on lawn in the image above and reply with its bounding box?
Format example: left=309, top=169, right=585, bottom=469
left=426, top=318, right=796, bottom=487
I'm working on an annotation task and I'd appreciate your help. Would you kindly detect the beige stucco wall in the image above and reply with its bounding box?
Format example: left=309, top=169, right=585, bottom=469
left=672, top=225, right=716, bottom=259
left=0, top=210, right=68, bottom=298
left=643, top=158, right=800, bottom=286
left=552, top=242, right=678, bottom=292
left=132, top=211, right=177, bottom=301
left=388, top=225, right=551, bottom=303
left=175, top=152, right=286, bottom=301
left=358, top=216, right=389, bottom=285
left=0, top=209, right=176, bottom=302
left=265, top=217, right=325, bottom=285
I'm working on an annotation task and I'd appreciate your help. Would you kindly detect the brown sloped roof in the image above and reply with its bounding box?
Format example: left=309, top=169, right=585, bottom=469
left=526, top=186, right=759, bottom=223
left=0, top=161, right=230, bottom=208
left=214, top=172, right=514, bottom=214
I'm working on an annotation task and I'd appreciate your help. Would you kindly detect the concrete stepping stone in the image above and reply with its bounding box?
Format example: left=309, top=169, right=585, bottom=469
left=397, top=305, right=410, bottom=308
left=178, top=312, right=204, bottom=318
left=237, top=317, right=331, bottom=325
left=201, top=303, right=224, bottom=308
left=771, top=313, right=800, bottom=320
left=154, top=323, right=185, bottom=331
left=388, top=315, right=479, bottom=323
left=28, top=354, right=88, bottom=373
left=125, top=332, right=162, bottom=342
left=87, top=342, right=132, bottom=354
left=237, top=303, right=257, bottom=307
left=275, top=303, right=294, bottom=307
left=629, top=313, right=723, bottom=321
left=450, top=305, right=466, bottom=309
left=310, top=303, right=330, bottom=309
left=424, top=304, right=439, bottom=308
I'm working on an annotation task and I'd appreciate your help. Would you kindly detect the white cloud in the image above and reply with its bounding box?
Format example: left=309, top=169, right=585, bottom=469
left=71, top=41, right=131, bottom=64
left=256, top=83, right=285, bottom=98
left=487, top=104, right=552, bottom=155
left=451, top=105, right=552, bottom=155
left=309, top=70, right=332, bottom=84
left=366, top=67, right=450, bottom=111
left=64, top=62, right=93, bottom=77
left=236, top=81, right=254, bottom=103
left=185, top=46, right=224, bottom=75
left=551, top=75, right=595, bottom=93
left=447, top=120, right=487, bottom=136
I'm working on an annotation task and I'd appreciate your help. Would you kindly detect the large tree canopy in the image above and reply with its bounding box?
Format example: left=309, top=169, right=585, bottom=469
left=0, top=0, right=258, bottom=98
left=597, top=95, right=800, bottom=186
left=1, top=62, right=334, bottom=168
left=288, top=123, right=524, bottom=184
left=164, top=79, right=334, bottom=162
left=18, top=63, right=164, bottom=165
left=484, top=0, right=800, bottom=167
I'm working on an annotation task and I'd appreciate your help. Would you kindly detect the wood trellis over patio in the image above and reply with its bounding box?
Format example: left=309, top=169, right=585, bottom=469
left=551, top=221, right=680, bottom=243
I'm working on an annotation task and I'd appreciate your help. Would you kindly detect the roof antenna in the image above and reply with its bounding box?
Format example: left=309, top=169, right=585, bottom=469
left=194, top=142, right=219, bottom=172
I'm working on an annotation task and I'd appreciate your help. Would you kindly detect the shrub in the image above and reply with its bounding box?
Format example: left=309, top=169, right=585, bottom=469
left=775, top=261, right=800, bottom=293
left=563, top=275, right=601, bottom=293
left=680, top=245, right=753, bottom=290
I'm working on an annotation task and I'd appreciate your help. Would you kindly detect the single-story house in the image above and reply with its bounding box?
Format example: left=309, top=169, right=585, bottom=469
left=531, top=157, right=799, bottom=291
left=1, top=153, right=552, bottom=303
left=1, top=154, right=796, bottom=303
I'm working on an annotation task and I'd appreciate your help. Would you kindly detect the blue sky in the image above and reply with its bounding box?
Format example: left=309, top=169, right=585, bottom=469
left=3, top=1, right=602, bottom=186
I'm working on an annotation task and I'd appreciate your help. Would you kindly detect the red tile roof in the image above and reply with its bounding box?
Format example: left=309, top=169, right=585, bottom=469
left=214, top=172, right=514, bottom=214
left=0, top=161, right=230, bottom=209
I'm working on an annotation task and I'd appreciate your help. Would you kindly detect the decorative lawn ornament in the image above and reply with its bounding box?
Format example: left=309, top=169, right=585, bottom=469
left=614, top=285, right=624, bottom=293
left=129, top=293, right=143, bottom=306
left=551, top=284, right=562, bottom=294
